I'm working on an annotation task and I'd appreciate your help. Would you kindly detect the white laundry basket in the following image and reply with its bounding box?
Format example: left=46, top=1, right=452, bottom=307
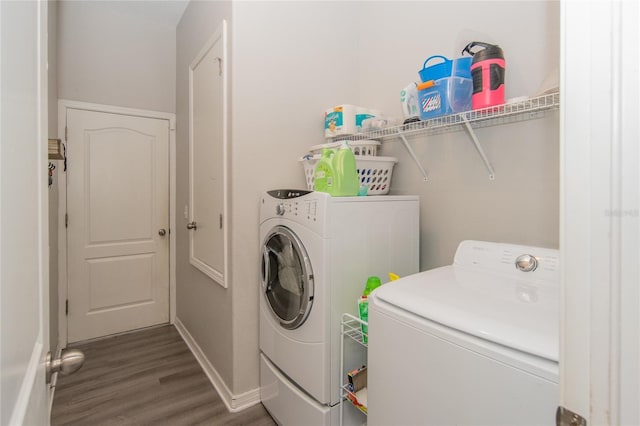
left=308, top=140, right=380, bottom=157
left=300, top=155, right=397, bottom=195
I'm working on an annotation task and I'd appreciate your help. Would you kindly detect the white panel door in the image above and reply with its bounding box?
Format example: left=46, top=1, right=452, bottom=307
left=189, top=21, right=228, bottom=287
left=66, top=108, right=169, bottom=343
left=0, top=0, right=50, bottom=424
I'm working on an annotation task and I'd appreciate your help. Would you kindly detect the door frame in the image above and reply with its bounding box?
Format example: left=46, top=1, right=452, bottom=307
left=2, top=0, right=51, bottom=423
left=560, top=0, right=639, bottom=423
left=56, top=99, right=176, bottom=349
left=188, top=19, right=229, bottom=288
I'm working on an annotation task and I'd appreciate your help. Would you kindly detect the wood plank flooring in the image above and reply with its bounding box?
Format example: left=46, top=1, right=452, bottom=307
left=51, top=325, right=276, bottom=426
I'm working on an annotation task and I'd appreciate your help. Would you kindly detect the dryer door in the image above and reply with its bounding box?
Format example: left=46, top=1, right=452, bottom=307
left=261, top=226, right=314, bottom=330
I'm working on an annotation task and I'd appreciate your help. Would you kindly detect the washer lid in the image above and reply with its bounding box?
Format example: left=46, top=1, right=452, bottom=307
left=373, top=264, right=559, bottom=362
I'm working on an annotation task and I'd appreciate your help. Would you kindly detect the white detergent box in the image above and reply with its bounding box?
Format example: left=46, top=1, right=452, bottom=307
left=324, top=105, right=377, bottom=138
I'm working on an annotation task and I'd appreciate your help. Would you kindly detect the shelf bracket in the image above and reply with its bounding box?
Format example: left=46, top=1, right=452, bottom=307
left=397, top=130, right=428, bottom=181
left=462, top=116, right=495, bottom=180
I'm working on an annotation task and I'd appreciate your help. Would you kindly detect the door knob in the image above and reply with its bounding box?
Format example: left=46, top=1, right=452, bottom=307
left=158, top=228, right=167, bottom=236
left=46, top=349, right=85, bottom=384
left=187, top=221, right=197, bottom=230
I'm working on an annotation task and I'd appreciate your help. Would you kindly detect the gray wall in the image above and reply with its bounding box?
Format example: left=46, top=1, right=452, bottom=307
left=230, top=1, right=360, bottom=393
left=175, top=0, right=361, bottom=395
left=54, top=0, right=179, bottom=351
left=357, top=1, right=560, bottom=269
left=227, top=0, right=559, bottom=394
left=175, top=0, right=235, bottom=390
left=57, top=0, right=177, bottom=113
left=55, top=0, right=559, bottom=400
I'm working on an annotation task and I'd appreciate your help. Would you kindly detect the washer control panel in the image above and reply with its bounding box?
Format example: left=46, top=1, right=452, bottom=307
left=261, top=190, right=321, bottom=224
left=454, top=240, right=560, bottom=283
left=267, top=189, right=311, bottom=199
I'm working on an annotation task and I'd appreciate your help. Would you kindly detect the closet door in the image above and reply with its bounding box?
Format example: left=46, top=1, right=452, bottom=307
left=188, top=21, right=228, bottom=287
left=66, top=108, right=170, bottom=342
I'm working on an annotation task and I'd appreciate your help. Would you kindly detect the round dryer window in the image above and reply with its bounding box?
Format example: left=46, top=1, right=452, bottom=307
left=261, top=226, right=314, bottom=330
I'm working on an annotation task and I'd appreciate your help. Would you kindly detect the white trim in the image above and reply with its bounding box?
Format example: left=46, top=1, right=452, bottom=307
left=57, top=100, right=68, bottom=348
left=57, top=99, right=177, bottom=347
left=560, top=1, right=640, bottom=424
left=38, top=0, right=51, bottom=418
left=169, top=125, right=177, bottom=324
left=174, top=318, right=261, bottom=413
left=188, top=19, right=229, bottom=288
left=9, top=342, right=43, bottom=425
left=57, top=99, right=176, bottom=128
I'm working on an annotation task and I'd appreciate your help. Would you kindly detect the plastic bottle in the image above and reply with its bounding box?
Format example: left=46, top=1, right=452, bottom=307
left=331, top=141, right=359, bottom=196
left=400, top=83, right=420, bottom=121
left=358, top=276, right=382, bottom=343
left=363, top=276, right=382, bottom=296
left=313, top=148, right=335, bottom=193
left=462, top=41, right=506, bottom=109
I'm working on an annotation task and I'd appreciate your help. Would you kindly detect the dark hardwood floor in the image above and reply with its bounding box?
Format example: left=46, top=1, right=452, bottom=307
left=51, top=325, right=276, bottom=426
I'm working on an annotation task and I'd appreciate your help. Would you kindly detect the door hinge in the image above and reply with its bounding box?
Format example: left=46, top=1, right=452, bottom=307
left=65, top=213, right=69, bottom=228
left=65, top=300, right=69, bottom=316
left=556, top=406, right=586, bottom=426
left=65, top=125, right=68, bottom=142
left=219, top=214, right=223, bottom=229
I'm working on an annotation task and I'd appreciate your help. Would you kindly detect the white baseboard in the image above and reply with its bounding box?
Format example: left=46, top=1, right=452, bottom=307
left=174, top=317, right=261, bottom=413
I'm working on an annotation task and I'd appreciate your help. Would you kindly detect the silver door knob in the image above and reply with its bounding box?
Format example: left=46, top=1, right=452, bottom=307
left=46, top=349, right=85, bottom=384
left=187, top=221, right=197, bottom=230
left=158, top=229, right=167, bottom=236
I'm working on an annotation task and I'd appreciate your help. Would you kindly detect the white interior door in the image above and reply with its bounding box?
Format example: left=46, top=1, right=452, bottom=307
left=0, top=0, right=51, bottom=424
left=188, top=20, right=228, bottom=287
left=66, top=108, right=169, bottom=343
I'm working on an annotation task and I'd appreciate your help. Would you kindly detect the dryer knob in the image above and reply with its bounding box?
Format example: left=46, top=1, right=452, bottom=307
left=276, top=203, right=285, bottom=216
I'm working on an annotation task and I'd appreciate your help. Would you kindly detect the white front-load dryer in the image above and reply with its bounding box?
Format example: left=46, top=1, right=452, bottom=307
left=259, top=189, right=420, bottom=426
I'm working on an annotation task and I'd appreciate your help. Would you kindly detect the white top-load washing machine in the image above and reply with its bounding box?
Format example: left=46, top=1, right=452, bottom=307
left=368, top=240, right=560, bottom=426
left=259, top=189, right=419, bottom=426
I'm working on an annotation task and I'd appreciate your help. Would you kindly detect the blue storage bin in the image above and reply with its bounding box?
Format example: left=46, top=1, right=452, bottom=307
left=418, top=56, right=452, bottom=83
left=453, top=57, right=472, bottom=78
left=419, top=56, right=472, bottom=82
left=418, top=77, right=473, bottom=120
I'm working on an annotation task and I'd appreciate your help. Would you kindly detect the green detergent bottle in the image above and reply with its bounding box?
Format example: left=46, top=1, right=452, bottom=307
left=331, top=141, right=359, bottom=196
left=358, top=276, right=381, bottom=343
left=313, top=148, right=335, bottom=193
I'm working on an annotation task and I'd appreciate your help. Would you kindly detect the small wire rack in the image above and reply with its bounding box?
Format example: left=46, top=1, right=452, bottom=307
left=341, top=313, right=368, bottom=348
left=340, top=313, right=369, bottom=424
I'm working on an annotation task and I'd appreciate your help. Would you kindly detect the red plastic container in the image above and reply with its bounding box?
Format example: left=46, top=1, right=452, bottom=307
left=462, top=42, right=505, bottom=109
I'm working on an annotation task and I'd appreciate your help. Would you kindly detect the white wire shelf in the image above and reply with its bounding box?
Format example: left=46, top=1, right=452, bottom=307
left=333, top=91, right=560, bottom=142
left=330, top=91, right=560, bottom=181
left=341, top=313, right=368, bottom=348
